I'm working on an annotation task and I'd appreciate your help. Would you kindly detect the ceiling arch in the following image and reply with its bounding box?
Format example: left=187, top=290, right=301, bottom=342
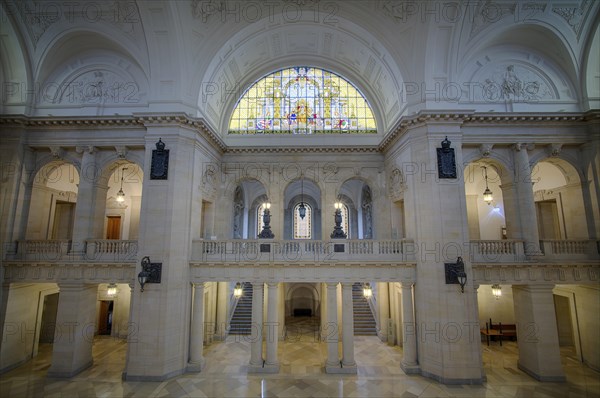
left=196, top=17, right=407, bottom=139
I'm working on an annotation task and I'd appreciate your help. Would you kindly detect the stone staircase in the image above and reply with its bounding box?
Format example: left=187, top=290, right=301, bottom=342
left=229, top=283, right=253, bottom=335
left=352, top=283, right=377, bottom=336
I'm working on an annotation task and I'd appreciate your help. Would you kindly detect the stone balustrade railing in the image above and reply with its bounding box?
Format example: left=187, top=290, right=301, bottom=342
left=470, top=240, right=526, bottom=263
left=191, top=239, right=417, bottom=263
left=9, top=239, right=138, bottom=262
left=540, top=240, right=600, bottom=259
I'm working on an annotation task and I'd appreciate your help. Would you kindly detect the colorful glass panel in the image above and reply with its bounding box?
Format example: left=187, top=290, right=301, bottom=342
left=229, top=67, right=377, bottom=134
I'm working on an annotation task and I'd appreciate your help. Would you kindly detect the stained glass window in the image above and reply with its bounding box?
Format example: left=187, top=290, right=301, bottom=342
left=229, top=67, right=377, bottom=134
left=293, top=203, right=312, bottom=239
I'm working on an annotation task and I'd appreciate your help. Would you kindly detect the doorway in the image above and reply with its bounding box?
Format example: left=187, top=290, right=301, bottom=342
left=52, top=202, right=75, bottom=239
left=536, top=200, right=561, bottom=239
left=98, top=301, right=114, bottom=335
left=106, top=216, right=121, bottom=239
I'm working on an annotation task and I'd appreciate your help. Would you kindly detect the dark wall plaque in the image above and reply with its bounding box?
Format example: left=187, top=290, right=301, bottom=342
left=334, top=244, right=345, bottom=253
left=437, top=136, right=457, bottom=179
left=150, top=138, right=169, bottom=180
left=260, top=243, right=271, bottom=253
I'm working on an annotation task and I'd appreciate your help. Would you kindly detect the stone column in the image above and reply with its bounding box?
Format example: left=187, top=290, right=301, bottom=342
left=188, top=282, right=205, bottom=371
left=248, top=282, right=264, bottom=372
left=324, top=282, right=340, bottom=372
left=513, top=144, right=542, bottom=256
left=512, top=285, right=565, bottom=381
left=264, top=283, right=280, bottom=373
left=400, top=282, right=419, bottom=374
left=47, top=283, right=98, bottom=377
left=341, top=283, right=357, bottom=373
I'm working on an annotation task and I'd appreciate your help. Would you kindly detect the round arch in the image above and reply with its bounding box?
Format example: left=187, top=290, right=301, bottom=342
left=196, top=17, right=407, bottom=137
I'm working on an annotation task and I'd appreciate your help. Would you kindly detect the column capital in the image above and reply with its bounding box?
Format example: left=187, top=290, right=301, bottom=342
left=75, top=145, right=96, bottom=155
left=326, top=282, right=339, bottom=289
left=513, top=143, right=534, bottom=152
left=340, top=282, right=353, bottom=288
left=400, top=280, right=414, bottom=289
left=266, top=282, right=279, bottom=289
left=191, top=281, right=206, bottom=289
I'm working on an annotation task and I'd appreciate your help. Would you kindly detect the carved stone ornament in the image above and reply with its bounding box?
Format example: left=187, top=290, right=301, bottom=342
left=548, top=143, right=562, bottom=157
left=437, top=136, right=457, bottom=179
left=479, top=144, right=493, bottom=157
left=150, top=138, right=169, bottom=180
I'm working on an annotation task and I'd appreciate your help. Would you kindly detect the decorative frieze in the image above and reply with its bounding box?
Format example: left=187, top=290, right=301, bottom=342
left=472, top=263, right=600, bottom=286
left=2, top=262, right=136, bottom=284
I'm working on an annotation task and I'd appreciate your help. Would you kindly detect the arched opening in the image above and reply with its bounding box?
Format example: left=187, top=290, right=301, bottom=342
left=283, top=178, right=321, bottom=240
left=231, top=179, right=268, bottom=239
left=103, top=162, right=143, bottom=240
left=25, top=162, right=79, bottom=241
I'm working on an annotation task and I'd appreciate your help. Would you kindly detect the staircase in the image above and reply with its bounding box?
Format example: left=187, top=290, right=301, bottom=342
left=352, top=283, right=377, bottom=335
left=229, top=283, right=253, bottom=335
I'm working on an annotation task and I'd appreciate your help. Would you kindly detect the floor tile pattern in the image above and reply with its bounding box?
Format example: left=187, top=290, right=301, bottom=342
left=1, top=320, right=599, bottom=398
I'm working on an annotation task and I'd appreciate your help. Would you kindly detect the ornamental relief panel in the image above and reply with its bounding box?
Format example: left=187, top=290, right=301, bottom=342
left=55, top=70, right=142, bottom=105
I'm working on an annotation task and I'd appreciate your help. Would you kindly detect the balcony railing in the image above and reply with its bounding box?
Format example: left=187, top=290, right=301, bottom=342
left=191, top=239, right=416, bottom=263
left=9, top=239, right=138, bottom=262
left=470, top=240, right=526, bottom=263
left=540, top=240, right=600, bottom=259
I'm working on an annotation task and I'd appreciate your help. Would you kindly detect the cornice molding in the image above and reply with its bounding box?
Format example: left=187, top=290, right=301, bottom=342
left=379, top=110, right=600, bottom=152
left=3, top=110, right=598, bottom=155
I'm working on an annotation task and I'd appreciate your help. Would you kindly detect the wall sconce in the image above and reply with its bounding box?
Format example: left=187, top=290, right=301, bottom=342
left=258, top=201, right=274, bottom=239
left=445, top=256, right=467, bottom=293
left=492, top=284, right=502, bottom=300
left=482, top=166, right=493, bottom=205
left=363, top=283, right=372, bottom=298
left=107, top=283, right=117, bottom=297
left=234, top=282, right=243, bottom=298
left=138, top=256, right=162, bottom=292
left=116, top=167, right=128, bottom=203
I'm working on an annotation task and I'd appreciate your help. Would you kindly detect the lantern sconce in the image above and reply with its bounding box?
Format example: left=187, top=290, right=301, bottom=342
left=363, top=282, right=373, bottom=298
left=445, top=256, right=467, bottom=293
left=492, top=284, right=502, bottom=300
left=138, top=256, right=162, bottom=292
left=107, top=283, right=117, bottom=297
left=234, top=282, right=243, bottom=298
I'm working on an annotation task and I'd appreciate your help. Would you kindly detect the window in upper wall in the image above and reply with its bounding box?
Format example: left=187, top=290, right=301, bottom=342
left=293, top=203, right=312, bottom=239
left=340, top=204, right=349, bottom=238
left=257, top=204, right=266, bottom=237
left=229, top=67, right=377, bottom=135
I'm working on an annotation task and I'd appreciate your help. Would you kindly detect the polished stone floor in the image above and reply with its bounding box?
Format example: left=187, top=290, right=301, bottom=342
left=1, top=319, right=599, bottom=397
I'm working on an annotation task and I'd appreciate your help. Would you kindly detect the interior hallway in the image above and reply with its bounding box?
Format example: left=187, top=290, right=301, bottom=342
left=1, top=326, right=598, bottom=397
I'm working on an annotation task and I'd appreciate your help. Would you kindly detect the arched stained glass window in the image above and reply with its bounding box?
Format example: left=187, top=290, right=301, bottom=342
left=293, top=203, right=312, bottom=239
left=229, top=67, right=377, bottom=135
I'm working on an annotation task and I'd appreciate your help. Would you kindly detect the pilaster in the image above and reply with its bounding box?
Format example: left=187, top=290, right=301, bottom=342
left=512, top=285, right=566, bottom=382
left=47, top=283, right=97, bottom=378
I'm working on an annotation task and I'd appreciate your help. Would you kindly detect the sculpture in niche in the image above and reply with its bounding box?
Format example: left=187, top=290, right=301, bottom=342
left=482, top=65, right=552, bottom=102
left=233, top=186, right=244, bottom=239
left=56, top=70, right=141, bottom=105
left=361, top=185, right=373, bottom=239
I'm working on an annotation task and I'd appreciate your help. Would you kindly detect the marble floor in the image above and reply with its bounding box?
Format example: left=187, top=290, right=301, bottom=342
left=1, top=320, right=599, bottom=397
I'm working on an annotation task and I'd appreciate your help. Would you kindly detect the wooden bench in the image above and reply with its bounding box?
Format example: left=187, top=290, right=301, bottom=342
left=480, top=322, right=503, bottom=346
left=490, top=318, right=517, bottom=341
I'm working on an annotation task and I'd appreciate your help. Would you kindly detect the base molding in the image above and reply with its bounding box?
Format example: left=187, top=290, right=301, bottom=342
left=325, top=362, right=357, bottom=374
left=517, top=362, right=566, bottom=382
left=186, top=359, right=206, bottom=373
left=420, top=370, right=484, bottom=385
left=47, top=360, right=93, bottom=378
left=400, top=362, right=420, bottom=375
